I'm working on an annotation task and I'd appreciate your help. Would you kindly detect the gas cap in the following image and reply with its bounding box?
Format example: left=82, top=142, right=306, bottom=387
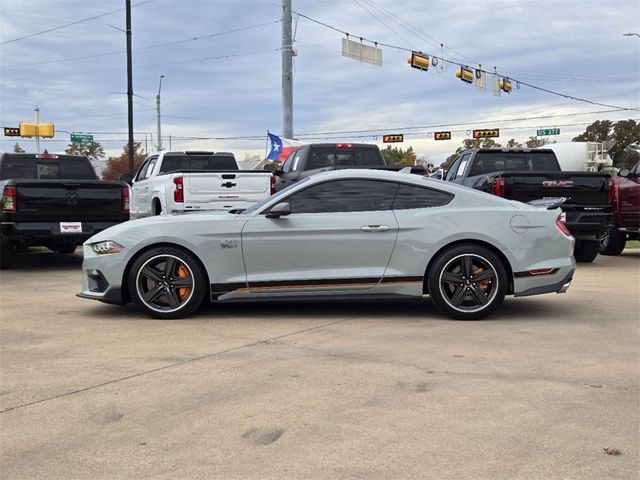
left=510, top=214, right=529, bottom=234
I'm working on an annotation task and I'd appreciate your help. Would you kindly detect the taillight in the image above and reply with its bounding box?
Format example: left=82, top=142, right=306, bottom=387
left=336, top=144, right=352, bottom=148
left=2, top=185, right=16, bottom=212
left=270, top=175, right=276, bottom=195
left=173, top=176, right=184, bottom=203
left=555, top=214, right=572, bottom=237
left=122, top=186, right=130, bottom=212
left=492, top=178, right=505, bottom=197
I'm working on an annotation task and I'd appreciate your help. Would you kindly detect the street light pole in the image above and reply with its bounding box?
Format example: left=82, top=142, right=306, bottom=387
left=34, top=107, right=40, bottom=154
left=156, top=75, right=164, bottom=151
left=125, top=0, right=135, bottom=175
left=281, top=0, right=293, bottom=139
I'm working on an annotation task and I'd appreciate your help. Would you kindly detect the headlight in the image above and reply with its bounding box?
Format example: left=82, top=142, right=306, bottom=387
left=91, top=240, right=125, bottom=255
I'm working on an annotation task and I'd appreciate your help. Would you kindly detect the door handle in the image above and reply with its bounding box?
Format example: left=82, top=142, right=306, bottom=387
left=360, top=225, right=390, bottom=232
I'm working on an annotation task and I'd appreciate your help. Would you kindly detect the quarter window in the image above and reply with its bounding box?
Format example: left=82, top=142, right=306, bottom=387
left=281, top=179, right=399, bottom=214
left=392, top=184, right=454, bottom=209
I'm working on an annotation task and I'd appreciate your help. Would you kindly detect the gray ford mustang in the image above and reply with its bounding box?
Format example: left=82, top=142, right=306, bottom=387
left=78, top=169, right=575, bottom=320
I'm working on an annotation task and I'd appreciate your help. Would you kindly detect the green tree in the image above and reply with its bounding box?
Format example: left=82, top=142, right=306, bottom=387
left=64, top=141, right=105, bottom=161
left=525, top=136, right=550, bottom=148
left=573, top=120, right=640, bottom=167
left=102, top=142, right=146, bottom=180
left=13, top=143, right=25, bottom=153
left=443, top=138, right=502, bottom=168
left=381, top=145, right=405, bottom=164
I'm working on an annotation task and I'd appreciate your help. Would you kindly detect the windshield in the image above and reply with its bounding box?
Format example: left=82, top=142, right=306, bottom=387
left=240, top=177, right=311, bottom=215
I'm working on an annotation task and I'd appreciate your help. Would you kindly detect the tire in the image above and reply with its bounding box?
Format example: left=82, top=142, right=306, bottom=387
left=599, top=228, right=627, bottom=256
left=428, top=244, right=508, bottom=320
left=0, top=238, right=14, bottom=270
left=154, top=201, right=162, bottom=216
left=128, top=246, right=207, bottom=319
left=574, top=240, right=599, bottom=263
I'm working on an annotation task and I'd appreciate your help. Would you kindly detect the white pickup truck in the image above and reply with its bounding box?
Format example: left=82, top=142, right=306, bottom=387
left=128, top=151, right=273, bottom=219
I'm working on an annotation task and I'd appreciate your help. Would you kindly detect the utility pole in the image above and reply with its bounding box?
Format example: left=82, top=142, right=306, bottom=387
left=125, top=0, right=135, bottom=175
left=282, top=0, right=293, bottom=138
left=34, top=107, right=40, bottom=153
left=156, top=75, right=164, bottom=151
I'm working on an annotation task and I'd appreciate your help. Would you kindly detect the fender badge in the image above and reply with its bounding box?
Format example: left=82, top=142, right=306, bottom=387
left=220, top=240, right=238, bottom=249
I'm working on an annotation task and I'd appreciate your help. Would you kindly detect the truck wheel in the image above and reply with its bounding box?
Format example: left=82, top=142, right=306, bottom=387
left=574, top=240, right=599, bottom=263
left=0, top=238, right=15, bottom=270
left=427, top=244, right=508, bottom=320
left=599, top=228, right=627, bottom=256
left=154, top=201, right=162, bottom=216
left=128, top=246, right=207, bottom=319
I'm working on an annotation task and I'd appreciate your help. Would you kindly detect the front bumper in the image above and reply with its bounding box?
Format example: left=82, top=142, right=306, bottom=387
left=77, top=244, right=129, bottom=305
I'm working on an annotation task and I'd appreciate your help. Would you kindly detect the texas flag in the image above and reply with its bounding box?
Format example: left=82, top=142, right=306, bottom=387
left=267, top=132, right=302, bottom=162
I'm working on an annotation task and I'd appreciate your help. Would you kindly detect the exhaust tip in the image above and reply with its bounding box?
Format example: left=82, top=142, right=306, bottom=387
left=558, top=281, right=572, bottom=294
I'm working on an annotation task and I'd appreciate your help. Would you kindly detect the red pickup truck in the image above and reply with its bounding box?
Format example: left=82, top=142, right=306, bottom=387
left=599, top=161, right=640, bottom=256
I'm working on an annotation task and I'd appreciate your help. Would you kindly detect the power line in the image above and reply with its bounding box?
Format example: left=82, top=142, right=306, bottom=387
left=1, top=19, right=282, bottom=69
left=0, top=0, right=156, bottom=46
left=293, top=10, right=640, bottom=112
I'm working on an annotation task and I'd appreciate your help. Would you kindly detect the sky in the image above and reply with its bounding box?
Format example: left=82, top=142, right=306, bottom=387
left=1, top=0, right=639, bottom=168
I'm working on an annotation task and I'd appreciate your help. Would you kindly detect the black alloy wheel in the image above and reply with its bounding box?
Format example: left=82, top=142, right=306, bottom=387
left=428, top=244, right=508, bottom=320
left=128, top=246, right=206, bottom=319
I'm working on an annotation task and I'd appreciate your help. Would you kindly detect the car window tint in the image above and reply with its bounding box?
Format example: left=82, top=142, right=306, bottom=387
left=454, top=154, right=470, bottom=179
left=284, top=179, right=398, bottom=213
left=470, top=152, right=559, bottom=175
left=393, top=184, right=454, bottom=209
left=159, top=154, right=237, bottom=173
left=143, top=157, right=158, bottom=179
left=307, top=148, right=335, bottom=170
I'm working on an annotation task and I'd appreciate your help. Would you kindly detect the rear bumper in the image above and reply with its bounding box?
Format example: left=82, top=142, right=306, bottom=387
left=514, top=268, right=575, bottom=297
left=565, top=207, right=612, bottom=240
left=1, top=220, right=126, bottom=246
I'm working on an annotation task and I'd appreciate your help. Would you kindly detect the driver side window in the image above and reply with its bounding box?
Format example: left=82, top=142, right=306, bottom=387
left=281, top=179, right=398, bottom=214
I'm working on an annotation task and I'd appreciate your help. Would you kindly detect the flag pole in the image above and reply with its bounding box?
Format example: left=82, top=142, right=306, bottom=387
left=265, top=130, right=270, bottom=161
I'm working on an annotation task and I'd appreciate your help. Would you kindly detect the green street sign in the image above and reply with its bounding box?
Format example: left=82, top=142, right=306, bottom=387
left=70, top=133, right=93, bottom=143
left=536, top=128, right=560, bottom=136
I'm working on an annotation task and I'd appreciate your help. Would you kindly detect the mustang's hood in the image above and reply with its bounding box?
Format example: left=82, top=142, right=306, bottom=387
left=85, top=211, right=246, bottom=245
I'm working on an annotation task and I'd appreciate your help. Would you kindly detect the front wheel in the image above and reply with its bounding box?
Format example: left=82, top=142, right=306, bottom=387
left=427, top=244, right=508, bottom=320
left=574, top=240, right=599, bottom=263
left=128, top=246, right=207, bottom=319
left=599, top=228, right=627, bottom=256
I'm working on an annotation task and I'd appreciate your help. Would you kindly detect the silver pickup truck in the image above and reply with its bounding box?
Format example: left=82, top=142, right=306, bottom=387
left=127, top=151, right=273, bottom=218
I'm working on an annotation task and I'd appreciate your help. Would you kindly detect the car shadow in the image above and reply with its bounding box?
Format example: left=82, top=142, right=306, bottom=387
left=4, top=248, right=83, bottom=272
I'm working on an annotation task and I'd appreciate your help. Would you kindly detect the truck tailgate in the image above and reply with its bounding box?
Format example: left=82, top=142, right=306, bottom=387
left=14, top=180, right=127, bottom=221
left=503, top=172, right=610, bottom=205
left=184, top=172, right=271, bottom=205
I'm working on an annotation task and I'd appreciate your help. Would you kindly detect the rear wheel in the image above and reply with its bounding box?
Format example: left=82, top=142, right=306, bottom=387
left=128, top=246, right=206, bottom=319
left=599, top=228, right=627, bottom=256
left=0, top=238, right=14, bottom=270
left=574, top=240, right=599, bottom=263
left=428, top=244, right=508, bottom=320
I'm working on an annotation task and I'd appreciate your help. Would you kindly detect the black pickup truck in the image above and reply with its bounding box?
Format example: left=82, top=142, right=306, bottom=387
left=271, top=143, right=426, bottom=192
left=444, top=148, right=612, bottom=262
left=0, top=152, right=130, bottom=269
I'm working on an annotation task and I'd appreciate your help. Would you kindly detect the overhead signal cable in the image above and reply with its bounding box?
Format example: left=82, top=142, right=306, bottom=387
left=293, top=11, right=640, bottom=112
left=0, top=0, right=156, bottom=46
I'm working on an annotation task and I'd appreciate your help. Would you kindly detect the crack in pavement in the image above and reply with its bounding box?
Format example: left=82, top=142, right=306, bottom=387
left=0, top=318, right=348, bottom=415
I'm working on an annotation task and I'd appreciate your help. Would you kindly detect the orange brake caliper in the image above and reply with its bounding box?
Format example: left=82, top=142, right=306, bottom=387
left=472, top=266, right=489, bottom=292
left=177, top=264, right=190, bottom=300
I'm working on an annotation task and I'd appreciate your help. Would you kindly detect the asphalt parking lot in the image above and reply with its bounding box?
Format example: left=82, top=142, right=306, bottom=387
left=0, top=249, right=638, bottom=479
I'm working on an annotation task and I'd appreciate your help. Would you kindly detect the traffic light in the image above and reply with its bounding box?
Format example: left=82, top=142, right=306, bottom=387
left=3, top=127, right=20, bottom=137
left=407, top=51, right=429, bottom=71
left=434, top=131, right=452, bottom=141
left=473, top=129, right=500, bottom=139
left=456, top=65, right=474, bottom=84
left=19, top=122, right=54, bottom=138
left=499, top=77, right=513, bottom=93
left=383, top=134, right=404, bottom=143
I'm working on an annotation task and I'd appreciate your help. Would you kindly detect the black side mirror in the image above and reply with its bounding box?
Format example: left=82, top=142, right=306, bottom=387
left=265, top=202, right=291, bottom=218
left=617, top=168, right=630, bottom=178
left=120, top=173, right=133, bottom=185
